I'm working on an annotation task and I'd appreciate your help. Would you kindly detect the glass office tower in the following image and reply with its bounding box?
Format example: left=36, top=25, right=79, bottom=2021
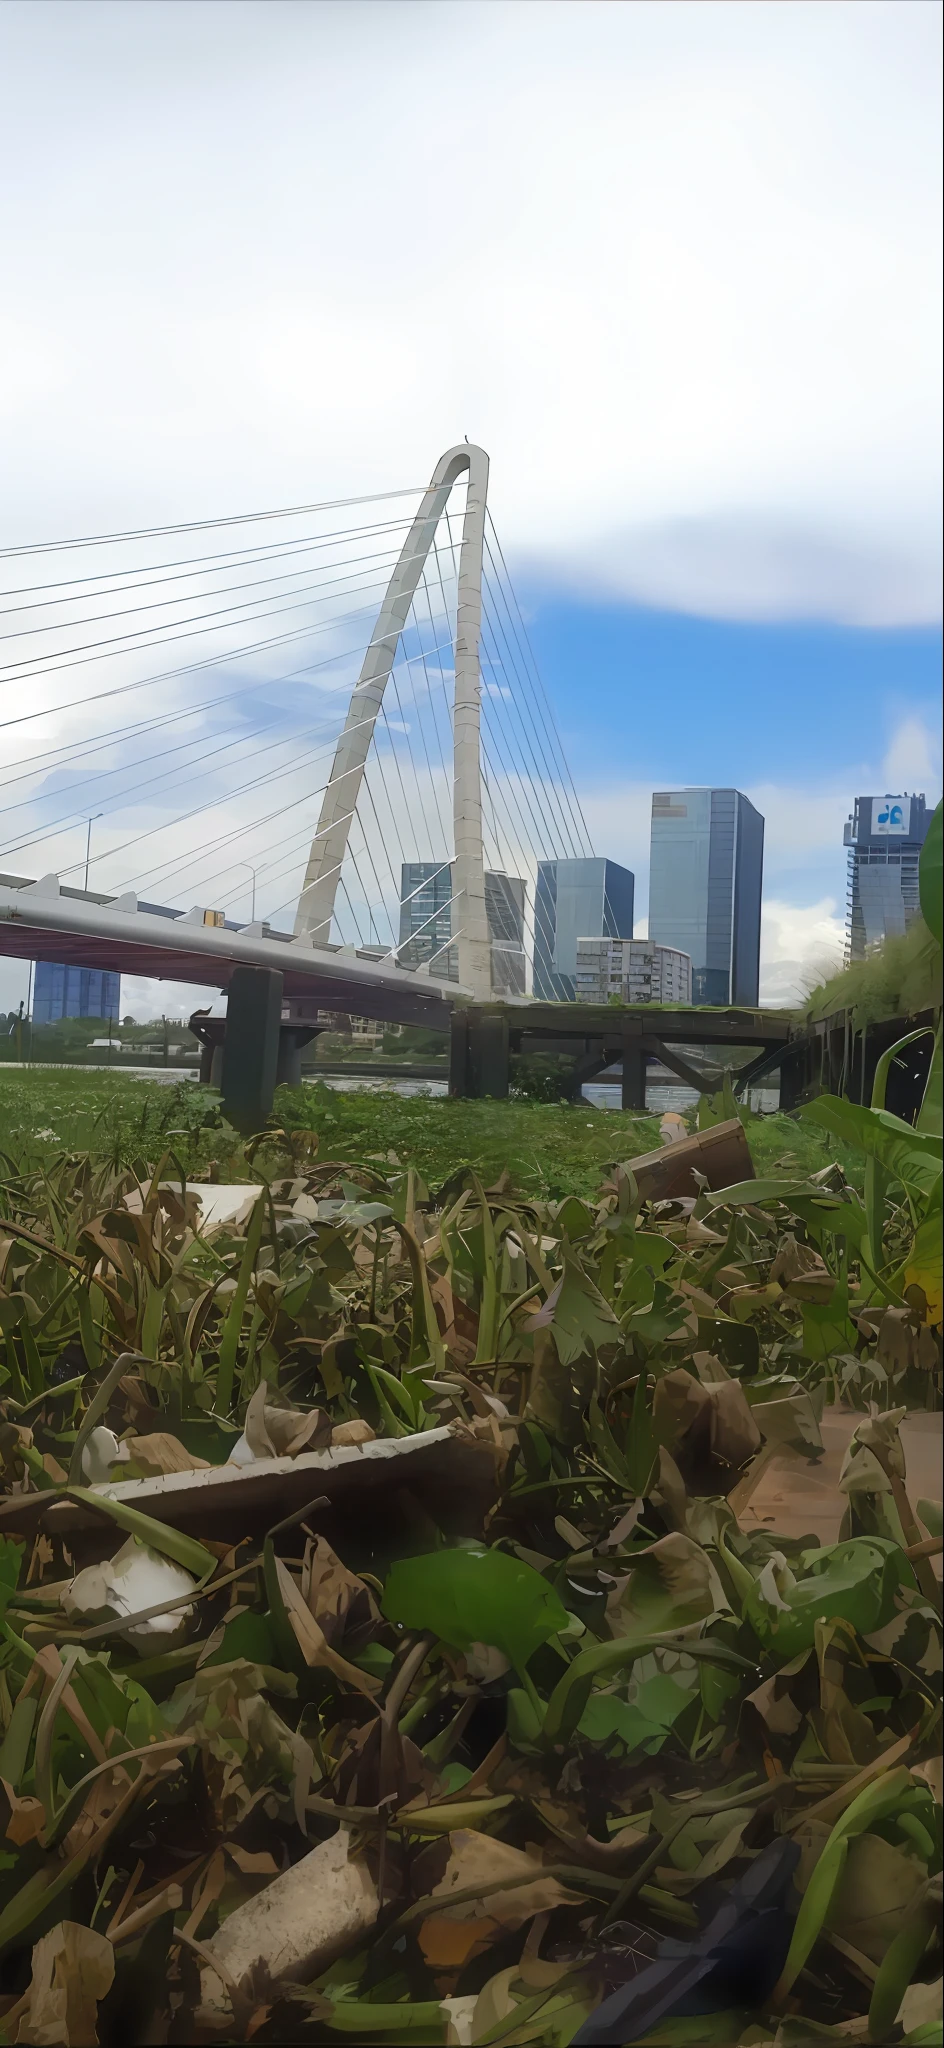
left=648, top=789, right=764, bottom=1007
left=533, top=857, right=635, bottom=1001
left=398, top=862, right=527, bottom=994
left=33, top=962, right=120, bottom=1026
left=844, top=794, right=931, bottom=958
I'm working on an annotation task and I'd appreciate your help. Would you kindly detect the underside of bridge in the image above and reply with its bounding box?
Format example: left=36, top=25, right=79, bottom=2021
left=448, top=1000, right=792, bottom=1105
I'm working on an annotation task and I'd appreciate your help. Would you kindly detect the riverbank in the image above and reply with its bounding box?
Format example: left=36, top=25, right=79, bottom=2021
left=0, top=1066, right=861, bottom=1198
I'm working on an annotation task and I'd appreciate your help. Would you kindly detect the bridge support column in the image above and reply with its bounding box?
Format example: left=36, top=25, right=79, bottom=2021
left=275, top=1026, right=322, bottom=1089
left=621, top=1042, right=647, bottom=1112
left=449, top=1010, right=509, bottom=1098
left=220, top=968, right=283, bottom=1134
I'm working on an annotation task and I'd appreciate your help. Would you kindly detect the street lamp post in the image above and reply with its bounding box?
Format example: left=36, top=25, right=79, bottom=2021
left=84, top=813, right=103, bottom=892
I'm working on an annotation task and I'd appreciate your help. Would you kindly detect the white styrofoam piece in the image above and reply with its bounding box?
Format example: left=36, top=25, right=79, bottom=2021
left=191, top=1184, right=264, bottom=1230
left=199, top=1826, right=378, bottom=2012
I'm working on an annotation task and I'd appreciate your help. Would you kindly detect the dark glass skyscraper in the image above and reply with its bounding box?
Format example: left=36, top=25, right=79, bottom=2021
left=533, top=857, right=635, bottom=1001
left=648, top=789, right=764, bottom=1007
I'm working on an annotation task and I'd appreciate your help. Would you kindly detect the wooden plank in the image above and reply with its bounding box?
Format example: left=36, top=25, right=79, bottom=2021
left=0, top=1428, right=499, bottom=1557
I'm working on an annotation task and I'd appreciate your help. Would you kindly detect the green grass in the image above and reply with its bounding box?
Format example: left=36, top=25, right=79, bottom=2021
left=0, top=1066, right=863, bottom=1198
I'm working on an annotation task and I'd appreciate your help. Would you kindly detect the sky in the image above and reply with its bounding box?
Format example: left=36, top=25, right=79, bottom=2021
left=0, top=0, right=940, bottom=1018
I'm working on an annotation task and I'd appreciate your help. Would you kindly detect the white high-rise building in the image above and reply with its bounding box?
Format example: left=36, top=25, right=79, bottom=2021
left=575, top=936, right=692, bottom=1005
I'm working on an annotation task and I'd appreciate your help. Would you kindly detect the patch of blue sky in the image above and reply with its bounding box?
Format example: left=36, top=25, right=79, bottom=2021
left=518, top=587, right=942, bottom=792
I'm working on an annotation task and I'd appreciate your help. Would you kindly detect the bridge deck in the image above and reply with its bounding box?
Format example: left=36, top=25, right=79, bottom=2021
left=496, top=999, right=791, bottom=1048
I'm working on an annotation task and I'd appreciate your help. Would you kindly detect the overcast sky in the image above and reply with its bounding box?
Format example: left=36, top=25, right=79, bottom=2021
left=1, top=0, right=940, bottom=1016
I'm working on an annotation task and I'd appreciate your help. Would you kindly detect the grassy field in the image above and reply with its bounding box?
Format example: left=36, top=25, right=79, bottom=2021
left=0, top=1065, right=862, bottom=1196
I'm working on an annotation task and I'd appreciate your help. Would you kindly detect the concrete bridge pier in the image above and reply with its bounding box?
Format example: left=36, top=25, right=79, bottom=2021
left=449, top=1010, right=510, bottom=1098
left=190, top=971, right=323, bottom=1131
left=621, top=1041, right=647, bottom=1111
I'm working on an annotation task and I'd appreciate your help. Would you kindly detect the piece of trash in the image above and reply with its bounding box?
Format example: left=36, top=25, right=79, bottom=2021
left=62, top=1535, right=197, bottom=1647
left=199, top=1825, right=379, bottom=2016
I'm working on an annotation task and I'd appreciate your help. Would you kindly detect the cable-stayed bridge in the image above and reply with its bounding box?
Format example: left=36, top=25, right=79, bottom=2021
left=0, top=443, right=792, bottom=1121
left=0, top=444, right=592, bottom=1029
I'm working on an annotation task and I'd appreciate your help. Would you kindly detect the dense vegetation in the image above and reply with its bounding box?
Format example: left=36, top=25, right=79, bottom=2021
left=0, top=803, right=938, bottom=2045
left=801, top=916, right=942, bottom=1030
left=0, top=1067, right=864, bottom=1203
left=0, top=1070, right=940, bottom=2044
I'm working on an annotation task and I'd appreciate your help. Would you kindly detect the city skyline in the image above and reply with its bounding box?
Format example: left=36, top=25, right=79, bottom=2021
left=0, top=2, right=938, bottom=1019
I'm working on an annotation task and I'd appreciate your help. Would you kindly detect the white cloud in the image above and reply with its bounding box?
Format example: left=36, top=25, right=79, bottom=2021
left=759, top=897, right=846, bottom=1007
left=0, top=0, right=939, bottom=623
left=117, top=977, right=220, bottom=1025
left=882, top=715, right=942, bottom=791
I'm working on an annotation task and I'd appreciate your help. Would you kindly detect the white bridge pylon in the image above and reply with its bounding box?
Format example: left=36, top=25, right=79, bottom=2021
left=293, top=444, right=492, bottom=999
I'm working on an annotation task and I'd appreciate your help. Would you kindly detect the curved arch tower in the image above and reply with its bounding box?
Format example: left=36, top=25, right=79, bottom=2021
left=293, top=443, right=492, bottom=1000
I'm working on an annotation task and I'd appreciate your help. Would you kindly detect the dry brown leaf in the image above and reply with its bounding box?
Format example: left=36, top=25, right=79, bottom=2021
left=330, top=1419, right=376, bottom=1447
left=1, top=1780, right=45, bottom=1847
left=182, top=1848, right=227, bottom=1941
left=226, top=1845, right=279, bottom=1876
left=243, top=1384, right=276, bottom=1458
left=418, top=1914, right=496, bottom=1972
left=429, top=1830, right=578, bottom=1928
left=302, top=1535, right=378, bottom=1639
left=62, top=1770, right=130, bottom=1861
left=14, top=1922, right=114, bottom=2047
left=273, top=1559, right=380, bottom=1696
left=124, top=1432, right=211, bottom=1475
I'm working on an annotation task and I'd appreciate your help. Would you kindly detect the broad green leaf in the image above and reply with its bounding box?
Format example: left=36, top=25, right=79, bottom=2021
left=523, top=1246, right=620, bottom=1366
left=625, top=1279, right=692, bottom=1346
left=902, top=1176, right=944, bottom=1321
left=543, top=1634, right=751, bottom=1750
left=801, top=1259, right=859, bottom=1363
left=743, top=1536, right=914, bottom=1658
left=203, top=1609, right=279, bottom=1668
left=625, top=1370, right=658, bottom=1495
left=802, top=1098, right=942, bottom=1197
left=775, top=1766, right=920, bottom=1998
left=382, top=1546, right=570, bottom=1676
left=578, top=1670, right=695, bottom=1755
left=0, top=1694, right=37, bottom=1790
left=626, top=1231, right=678, bottom=1276
left=871, top=1029, right=936, bottom=1111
